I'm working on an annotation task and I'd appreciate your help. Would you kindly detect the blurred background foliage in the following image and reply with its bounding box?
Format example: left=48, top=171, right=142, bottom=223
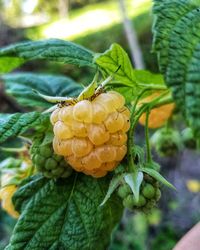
left=0, top=0, right=200, bottom=249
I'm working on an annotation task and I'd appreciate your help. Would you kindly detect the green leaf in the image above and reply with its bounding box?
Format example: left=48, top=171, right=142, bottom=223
left=0, top=39, right=95, bottom=73
left=134, top=70, right=164, bottom=86
left=0, top=57, right=25, bottom=73
left=100, top=174, right=123, bottom=206
left=106, top=70, right=165, bottom=104
left=153, top=0, right=200, bottom=135
left=1, top=73, right=82, bottom=109
left=95, top=43, right=136, bottom=87
left=8, top=174, right=123, bottom=250
left=140, top=167, right=176, bottom=190
left=0, top=112, right=49, bottom=144
left=124, top=171, right=143, bottom=202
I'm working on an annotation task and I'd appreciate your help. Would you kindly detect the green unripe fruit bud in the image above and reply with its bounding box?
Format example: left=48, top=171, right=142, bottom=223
left=45, top=158, right=57, bottom=170
left=119, top=173, right=161, bottom=212
left=117, top=184, right=131, bottom=199
left=54, top=155, right=63, bottom=162
left=40, top=146, right=53, bottom=158
left=136, top=195, right=146, bottom=207
left=34, top=155, right=46, bottom=166
left=151, top=128, right=182, bottom=157
left=142, top=184, right=156, bottom=199
left=146, top=200, right=156, bottom=209
left=182, top=128, right=197, bottom=149
left=31, top=134, right=73, bottom=179
left=52, top=167, right=64, bottom=176
left=123, top=194, right=135, bottom=209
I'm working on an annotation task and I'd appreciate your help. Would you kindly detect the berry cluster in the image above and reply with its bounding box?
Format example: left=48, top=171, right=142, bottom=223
left=118, top=175, right=161, bottom=213
left=31, top=136, right=73, bottom=178
left=51, top=91, right=130, bottom=178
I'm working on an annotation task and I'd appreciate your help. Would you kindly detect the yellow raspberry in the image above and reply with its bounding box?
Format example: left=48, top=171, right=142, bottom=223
left=71, top=120, right=87, bottom=137
left=53, top=137, right=73, bottom=156
left=0, top=185, right=19, bottom=219
left=58, top=106, right=74, bottom=125
left=71, top=137, right=93, bottom=157
left=108, top=131, right=128, bottom=146
left=87, top=124, right=110, bottom=145
left=53, top=121, right=74, bottom=140
left=104, top=112, right=124, bottom=133
left=138, top=92, right=175, bottom=129
left=115, top=145, right=127, bottom=161
left=50, top=108, right=60, bottom=125
left=73, top=100, right=93, bottom=123
left=51, top=91, right=130, bottom=178
left=95, top=145, right=117, bottom=163
left=92, top=102, right=108, bottom=124
left=93, top=93, right=116, bottom=113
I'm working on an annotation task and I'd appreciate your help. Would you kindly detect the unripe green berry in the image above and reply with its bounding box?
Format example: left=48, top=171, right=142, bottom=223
left=136, top=195, right=146, bottom=207
left=142, top=184, right=156, bottom=199
left=123, top=194, right=135, bottom=209
left=40, top=146, right=53, bottom=158
left=146, top=200, right=156, bottom=209
left=35, top=155, right=46, bottom=166
left=151, top=128, right=182, bottom=157
left=52, top=167, right=64, bottom=176
left=31, top=134, right=73, bottom=179
left=117, top=184, right=131, bottom=199
left=54, top=155, right=63, bottom=162
left=45, top=158, right=57, bottom=170
left=182, top=128, right=196, bottom=149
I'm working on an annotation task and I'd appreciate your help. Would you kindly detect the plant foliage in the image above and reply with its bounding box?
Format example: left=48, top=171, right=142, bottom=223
left=153, top=0, right=200, bottom=135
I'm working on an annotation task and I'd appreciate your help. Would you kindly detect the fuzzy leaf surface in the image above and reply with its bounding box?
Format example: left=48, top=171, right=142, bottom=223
left=0, top=112, right=49, bottom=143
left=153, top=0, right=200, bottom=135
left=7, top=174, right=123, bottom=250
left=0, top=39, right=95, bottom=73
left=106, top=70, right=165, bottom=104
left=1, top=73, right=82, bottom=108
left=95, top=43, right=136, bottom=87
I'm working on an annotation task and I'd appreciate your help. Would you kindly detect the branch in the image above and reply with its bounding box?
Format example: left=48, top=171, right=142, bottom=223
left=118, top=0, right=145, bottom=69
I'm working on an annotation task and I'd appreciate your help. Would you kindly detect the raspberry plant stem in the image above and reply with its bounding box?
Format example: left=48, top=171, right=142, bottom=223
left=145, top=108, right=152, bottom=163
left=127, top=94, right=173, bottom=172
